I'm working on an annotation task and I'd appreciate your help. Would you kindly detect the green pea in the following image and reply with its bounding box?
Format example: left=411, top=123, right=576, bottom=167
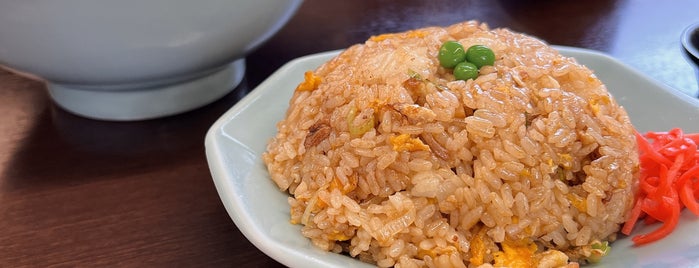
left=466, top=45, right=495, bottom=68
left=438, top=41, right=466, bottom=69
left=453, top=62, right=479, bottom=81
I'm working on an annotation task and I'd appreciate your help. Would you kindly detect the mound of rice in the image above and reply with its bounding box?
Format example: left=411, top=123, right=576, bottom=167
left=263, top=21, right=639, bottom=267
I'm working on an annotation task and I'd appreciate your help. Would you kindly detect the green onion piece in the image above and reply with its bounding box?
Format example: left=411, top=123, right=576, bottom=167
left=347, top=106, right=375, bottom=138
left=587, top=240, right=610, bottom=263
left=407, top=69, right=423, bottom=80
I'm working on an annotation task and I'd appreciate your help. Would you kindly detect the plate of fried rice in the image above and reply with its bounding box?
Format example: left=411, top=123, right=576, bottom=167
left=205, top=21, right=699, bottom=267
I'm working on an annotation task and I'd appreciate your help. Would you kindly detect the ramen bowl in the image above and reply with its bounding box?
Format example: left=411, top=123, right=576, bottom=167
left=0, top=0, right=302, bottom=120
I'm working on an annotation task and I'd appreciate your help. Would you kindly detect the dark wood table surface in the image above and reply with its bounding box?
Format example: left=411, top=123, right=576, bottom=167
left=2, top=0, right=698, bottom=267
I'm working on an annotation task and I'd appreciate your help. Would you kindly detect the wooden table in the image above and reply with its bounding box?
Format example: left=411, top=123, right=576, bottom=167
left=2, top=0, right=698, bottom=266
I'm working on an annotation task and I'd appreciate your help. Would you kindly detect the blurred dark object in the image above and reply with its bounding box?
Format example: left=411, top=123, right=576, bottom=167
left=682, top=22, right=699, bottom=96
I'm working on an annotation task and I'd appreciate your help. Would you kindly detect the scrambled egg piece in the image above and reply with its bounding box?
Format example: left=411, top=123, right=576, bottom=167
left=327, top=231, right=351, bottom=241
left=558, top=153, right=573, bottom=169
left=567, top=192, right=587, bottom=213
left=417, top=246, right=457, bottom=259
left=295, top=71, right=322, bottom=91
left=469, top=232, right=487, bottom=266
left=369, top=30, right=426, bottom=42
left=536, top=250, right=573, bottom=268
left=588, top=95, right=610, bottom=116
left=389, top=134, right=430, bottom=152
left=329, top=176, right=357, bottom=194
left=493, top=239, right=538, bottom=268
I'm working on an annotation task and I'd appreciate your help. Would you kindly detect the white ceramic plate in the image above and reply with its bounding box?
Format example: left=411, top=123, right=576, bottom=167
left=205, top=46, right=699, bottom=268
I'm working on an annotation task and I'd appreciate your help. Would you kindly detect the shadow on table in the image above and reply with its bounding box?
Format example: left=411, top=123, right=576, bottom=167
left=1, top=76, right=254, bottom=191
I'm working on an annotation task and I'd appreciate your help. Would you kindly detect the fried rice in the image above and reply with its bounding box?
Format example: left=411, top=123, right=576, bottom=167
left=263, top=21, right=639, bottom=267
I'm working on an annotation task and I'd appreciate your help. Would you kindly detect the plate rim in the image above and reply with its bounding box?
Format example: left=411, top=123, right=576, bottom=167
left=205, top=46, right=699, bottom=267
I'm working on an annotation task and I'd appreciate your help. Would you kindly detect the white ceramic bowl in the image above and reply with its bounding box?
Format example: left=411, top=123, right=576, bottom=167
left=0, top=0, right=302, bottom=120
left=205, top=47, right=699, bottom=267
